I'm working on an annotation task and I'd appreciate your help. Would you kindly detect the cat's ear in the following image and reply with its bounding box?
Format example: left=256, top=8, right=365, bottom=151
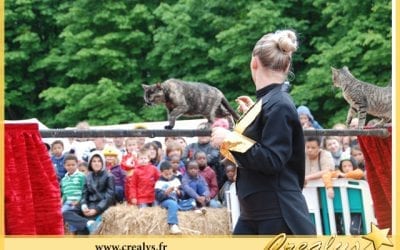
left=343, top=66, right=349, bottom=71
left=142, top=84, right=150, bottom=90
left=156, top=83, right=163, bottom=89
left=331, top=67, right=338, bottom=74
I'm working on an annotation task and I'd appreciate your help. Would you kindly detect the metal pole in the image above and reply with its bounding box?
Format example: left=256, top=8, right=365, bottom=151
left=39, top=128, right=390, bottom=138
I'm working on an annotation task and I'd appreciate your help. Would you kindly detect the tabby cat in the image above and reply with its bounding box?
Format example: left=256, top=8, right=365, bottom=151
left=142, top=79, right=240, bottom=129
left=331, top=66, right=392, bottom=128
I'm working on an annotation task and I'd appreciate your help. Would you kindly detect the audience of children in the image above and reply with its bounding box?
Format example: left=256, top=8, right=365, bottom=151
left=51, top=117, right=371, bottom=235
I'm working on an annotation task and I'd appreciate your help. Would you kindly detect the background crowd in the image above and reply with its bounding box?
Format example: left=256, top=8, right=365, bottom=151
left=48, top=106, right=368, bottom=235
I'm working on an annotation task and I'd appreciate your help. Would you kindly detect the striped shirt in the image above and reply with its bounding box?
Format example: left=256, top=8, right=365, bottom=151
left=155, top=176, right=182, bottom=202
left=61, top=170, right=86, bottom=203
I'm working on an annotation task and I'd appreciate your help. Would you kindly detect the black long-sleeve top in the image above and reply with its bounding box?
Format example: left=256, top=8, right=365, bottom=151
left=231, top=83, right=315, bottom=235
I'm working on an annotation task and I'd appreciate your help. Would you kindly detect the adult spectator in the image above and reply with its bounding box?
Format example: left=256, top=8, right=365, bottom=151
left=304, top=136, right=335, bottom=184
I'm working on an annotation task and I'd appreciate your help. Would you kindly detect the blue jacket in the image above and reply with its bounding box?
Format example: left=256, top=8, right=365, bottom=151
left=181, top=173, right=210, bottom=200
left=51, top=154, right=66, bottom=182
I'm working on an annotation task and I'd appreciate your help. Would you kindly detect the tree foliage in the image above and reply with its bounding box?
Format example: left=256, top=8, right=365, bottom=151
left=5, top=0, right=392, bottom=128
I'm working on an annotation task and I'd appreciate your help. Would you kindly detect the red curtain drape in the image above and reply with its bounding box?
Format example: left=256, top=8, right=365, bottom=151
left=358, top=127, right=392, bottom=232
left=5, top=123, right=64, bottom=235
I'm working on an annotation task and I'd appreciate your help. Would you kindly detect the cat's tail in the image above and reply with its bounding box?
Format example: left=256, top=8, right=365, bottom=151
left=221, top=97, right=240, bottom=121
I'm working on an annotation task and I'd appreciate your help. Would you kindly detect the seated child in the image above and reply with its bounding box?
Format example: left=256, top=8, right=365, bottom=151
left=195, top=151, right=222, bottom=208
left=125, top=148, right=160, bottom=207
left=103, top=146, right=126, bottom=203
left=158, top=141, right=186, bottom=174
left=170, top=154, right=183, bottom=182
left=218, top=159, right=236, bottom=207
left=181, top=160, right=211, bottom=214
left=155, top=161, right=188, bottom=234
left=61, top=154, right=86, bottom=233
left=78, top=161, right=89, bottom=175
left=51, top=140, right=67, bottom=182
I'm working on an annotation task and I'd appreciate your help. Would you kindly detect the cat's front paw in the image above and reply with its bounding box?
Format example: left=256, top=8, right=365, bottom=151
left=164, top=125, right=174, bottom=130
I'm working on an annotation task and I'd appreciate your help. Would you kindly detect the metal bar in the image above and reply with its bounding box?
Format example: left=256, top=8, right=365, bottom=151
left=39, top=129, right=211, bottom=138
left=302, top=129, right=389, bottom=137
left=39, top=128, right=390, bottom=138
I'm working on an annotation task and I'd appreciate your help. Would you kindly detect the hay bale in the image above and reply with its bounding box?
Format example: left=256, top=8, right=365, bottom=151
left=98, top=203, right=231, bottom=235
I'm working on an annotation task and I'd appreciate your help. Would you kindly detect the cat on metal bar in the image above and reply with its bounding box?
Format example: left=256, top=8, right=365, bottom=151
left=332, top=66, right=391, bottom=128
left=142, top=79, right=240, bottom=129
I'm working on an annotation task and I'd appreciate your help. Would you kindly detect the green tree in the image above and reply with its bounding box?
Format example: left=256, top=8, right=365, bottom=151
left=5, top=0, right=391, bottom=128
left=148, top=0, right=309, bottom=102
left=36, top=0, right=157, bottom=127
left=39, top=78, right=133, bottom=125
left=5, top=0, right=65, bottom=120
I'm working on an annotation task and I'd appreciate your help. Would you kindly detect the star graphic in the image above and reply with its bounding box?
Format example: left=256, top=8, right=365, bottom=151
left=362, top=223, right=393, bottom=249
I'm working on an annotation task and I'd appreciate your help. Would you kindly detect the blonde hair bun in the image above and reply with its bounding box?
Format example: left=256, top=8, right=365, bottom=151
left=252, top=29, right=298, bottom=72
left=275, top=30, right=298, bottom=55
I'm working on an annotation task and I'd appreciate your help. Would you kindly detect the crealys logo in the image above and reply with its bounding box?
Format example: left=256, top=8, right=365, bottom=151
left=264, top=224, right=393, bottom=250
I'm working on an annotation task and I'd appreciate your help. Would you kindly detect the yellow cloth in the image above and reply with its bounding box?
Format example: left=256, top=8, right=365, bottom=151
left=220, top=100, right=262, bottom=164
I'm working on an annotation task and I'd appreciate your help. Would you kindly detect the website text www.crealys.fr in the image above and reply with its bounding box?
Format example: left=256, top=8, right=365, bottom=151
left=95, top=241, right=168, bottom=250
